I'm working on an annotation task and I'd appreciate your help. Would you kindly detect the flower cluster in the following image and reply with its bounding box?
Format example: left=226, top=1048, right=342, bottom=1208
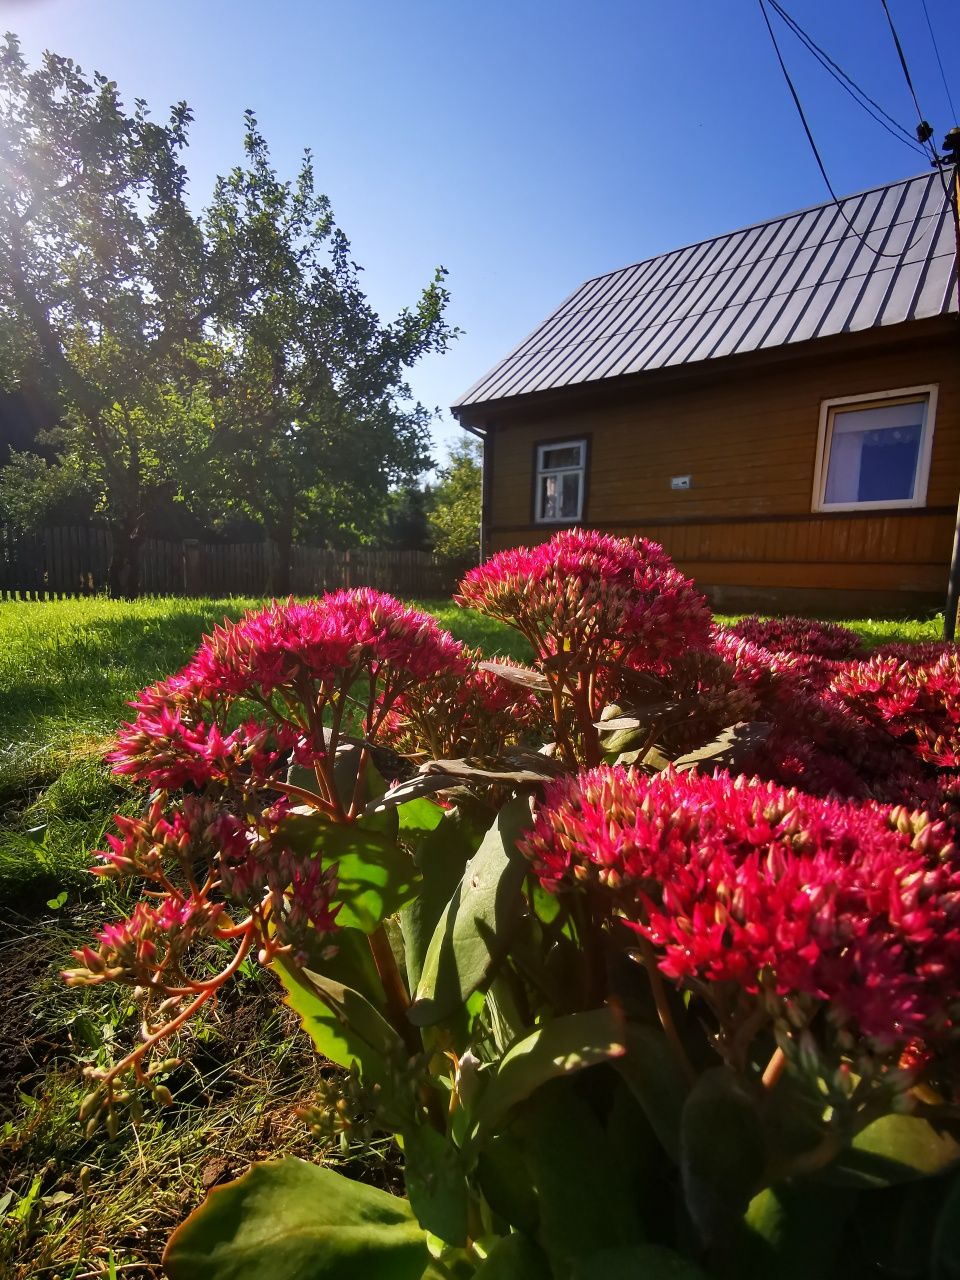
left=832, top=651, right=960, bottom=768
left=458, top=530, right=712, bottom=765
left=520, top=765, right=960, bottom=1048
left=109, top=590, right=463, bottom=799
left=728, top=615, right=866, bottom=661
left=381, top=647, right=547, bottom=764
left=709, top=628, right=930, bottom=805
left=184, top=589, right=463, bottom=704
left=457, top=529, right=712, bottom=671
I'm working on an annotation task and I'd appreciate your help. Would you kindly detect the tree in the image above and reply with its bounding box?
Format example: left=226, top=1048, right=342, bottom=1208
left=381, top=484, right=433, bottom=552
left=427, top=437, right=481, bottom=559
left=196, top=117, right=457, bottom=591
left=0, top=36, right=207, bottom=595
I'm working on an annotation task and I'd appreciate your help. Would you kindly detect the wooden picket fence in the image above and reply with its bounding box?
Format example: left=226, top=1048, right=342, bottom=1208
left=0, top=525, right=473, bottom=601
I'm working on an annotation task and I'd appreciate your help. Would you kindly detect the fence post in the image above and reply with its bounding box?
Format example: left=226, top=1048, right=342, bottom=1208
left=343, top=549, right=352, bottom=590
left=182, top=539, right=202, bottom=597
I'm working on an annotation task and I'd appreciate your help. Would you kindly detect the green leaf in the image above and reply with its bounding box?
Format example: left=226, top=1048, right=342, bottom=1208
left=471, top=1008, right=627, bottom=1139
left=672, top=722, right=771, bottom=774
left=740, top=1184, right=855, bottom=1280
left=615, top=1024, right=690, bottom=1164
left=398, top=796, right=447, bottom=837
left=402, top=1125, right=469, bottom=1246
left=275, top=961, right=403, bottom=1087
left=400, top=806, right=486, bottom=994
left=933, top=1168, right=960, bottom=1279
left=476, top=1133, right=540, bottom=1235
left=278, top=810, right=419, bottom=934
left=474, top=1234, right=551, bottom=1279
left=163, top=1157, right=428, bottom=1280
left=517, top=1079, right=644, bottom=1271
left=294, top=924, right=387, bottom=1011
left=478, top=661, right=550, bottom=691
left=680, top=1067, right=766, bottom=1247
left=571, top=1245, right=707, bottom=1279
left=854, top=1178, right=950, bottom=1280
left=409, top=798, right=531, bottom=1027
left=821, top=1113, right=960, bottom=1189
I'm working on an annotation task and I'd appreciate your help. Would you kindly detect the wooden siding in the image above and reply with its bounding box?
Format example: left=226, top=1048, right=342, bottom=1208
left=485, top=330, right=960, bottom=608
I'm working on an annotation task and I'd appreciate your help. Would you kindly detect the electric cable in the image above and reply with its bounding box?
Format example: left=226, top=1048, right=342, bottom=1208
left=766, top=0, right=924, bottom=155
left=879, top=0, right=934, bottom=142
left=877, top=0, right=950, bottom=200
left=918, top=0, right=957, bottom=124
left=757, top=0, right=949, bottom=262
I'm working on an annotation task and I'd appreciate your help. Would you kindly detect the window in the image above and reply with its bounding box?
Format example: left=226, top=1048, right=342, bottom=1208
left=813, top=386, right=937, bottom=512
left=534, top=439, right=586, bottom=522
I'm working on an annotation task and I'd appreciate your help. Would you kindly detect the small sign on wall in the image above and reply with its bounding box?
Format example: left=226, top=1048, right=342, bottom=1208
left=671, top=475, right=692, bottom=490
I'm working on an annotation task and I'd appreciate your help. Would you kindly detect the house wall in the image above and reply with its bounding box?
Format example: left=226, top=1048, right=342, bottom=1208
left=481, top=328, right=960, bottom=615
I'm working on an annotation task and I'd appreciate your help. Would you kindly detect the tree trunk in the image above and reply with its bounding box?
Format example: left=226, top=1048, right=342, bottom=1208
left=108, top=519, right=142, bottom=599
left=265, top=518, right=294, bottom=596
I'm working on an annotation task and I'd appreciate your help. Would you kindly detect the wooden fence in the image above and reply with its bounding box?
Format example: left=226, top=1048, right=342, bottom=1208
left=0, top=525, right=473, bottom=600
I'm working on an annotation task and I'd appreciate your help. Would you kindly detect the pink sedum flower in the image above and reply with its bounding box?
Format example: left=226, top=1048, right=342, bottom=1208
left=520, top=765, right=960, bottom=1048
left=457, top=529, right=712, bottom=669
left=190, top=589, right=463, bottom=703
left=832, top=651, right=960, bottom=768
left=728, top=615, right=866, bottom=662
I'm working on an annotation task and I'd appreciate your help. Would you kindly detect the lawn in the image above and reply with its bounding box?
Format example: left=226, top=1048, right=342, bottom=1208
left=0, top=594, right=946, bottom=1277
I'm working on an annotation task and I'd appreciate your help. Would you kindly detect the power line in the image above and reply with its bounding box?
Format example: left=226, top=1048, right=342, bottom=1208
left=878, top=0, right=937, bottom=151
left=756, top=0, right=947, bottom=262
left=919, top=0, right=957, bottom=123
left=766, top=0, right=924, bottom=156
left=877, top=0, right=950, bottom=200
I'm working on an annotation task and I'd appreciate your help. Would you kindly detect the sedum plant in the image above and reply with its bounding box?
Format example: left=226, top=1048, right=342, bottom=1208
left=67, top=532, right=960, bottom=1279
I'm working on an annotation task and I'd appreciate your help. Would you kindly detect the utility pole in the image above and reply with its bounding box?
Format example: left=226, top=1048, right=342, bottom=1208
left=941, top=127, right=960, bottom=641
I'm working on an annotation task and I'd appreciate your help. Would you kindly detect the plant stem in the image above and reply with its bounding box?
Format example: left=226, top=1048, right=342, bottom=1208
left=762, top=1045, right=787, bottom=1089
left=637, top=936, right=696, bottom=1084
left=368, top=925, right=419, bottom=1055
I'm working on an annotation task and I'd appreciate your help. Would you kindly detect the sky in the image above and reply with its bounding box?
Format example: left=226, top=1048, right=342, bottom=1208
left=2, top=0, right=958, bottom=469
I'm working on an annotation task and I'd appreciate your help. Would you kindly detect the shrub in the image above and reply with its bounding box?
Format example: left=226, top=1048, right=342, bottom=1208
left=728, top=613, right=867, bottom=660
left=66, top=533, right=960, bottom=1279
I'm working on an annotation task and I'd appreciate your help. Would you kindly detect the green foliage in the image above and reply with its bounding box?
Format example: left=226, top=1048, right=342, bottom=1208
left=0, top=450, right=93, bottom=529
left=278, top=810, right=419, bottom=934
left=427, top=438, right=482, bottom=560
left=0, top=35, right=207, bottom=592
left=0, top=40, right=458, bottom=592
left=276, top=963, right=405, bottom=1087
left=409, top=798, right=532, bottom=1026
left=163, top=1157, right=430, bottom=1280
left=195, top=115, right=457, bottom=581
left=468, top=1008, right=627, bottom=1142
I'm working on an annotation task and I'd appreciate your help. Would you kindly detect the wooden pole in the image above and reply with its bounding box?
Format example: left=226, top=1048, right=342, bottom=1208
left=944, top=492, right=960, bottom=641
left=941, top=144, right=960, bottom=641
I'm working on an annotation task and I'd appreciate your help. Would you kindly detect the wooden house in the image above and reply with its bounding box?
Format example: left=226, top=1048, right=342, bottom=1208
left=452, top=171, right=959, bottom=615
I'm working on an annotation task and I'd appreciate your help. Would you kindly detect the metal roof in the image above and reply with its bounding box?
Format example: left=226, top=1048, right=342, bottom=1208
left=453, top=171, right=958, bottom=411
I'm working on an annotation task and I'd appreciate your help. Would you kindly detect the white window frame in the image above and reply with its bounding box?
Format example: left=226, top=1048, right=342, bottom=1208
left=534, top=438, right=587, bottom=523
left=812, top=384, right=938, bottom=513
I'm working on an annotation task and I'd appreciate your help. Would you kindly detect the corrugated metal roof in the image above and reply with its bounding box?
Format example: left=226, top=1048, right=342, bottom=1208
left=453, top=171, right=958, bottom=410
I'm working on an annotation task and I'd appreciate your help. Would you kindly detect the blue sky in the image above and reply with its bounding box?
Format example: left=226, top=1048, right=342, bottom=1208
left=4, top=0, right=958, bottom=465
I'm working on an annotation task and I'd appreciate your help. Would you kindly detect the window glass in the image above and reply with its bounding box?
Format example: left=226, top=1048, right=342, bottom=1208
left=535, top=438, right=585, bottom=522
left=540, top=444, right=582, bottom=470
left=823, top=400, right=926, bottom=506
left=539, top=472, right=582, bottom=520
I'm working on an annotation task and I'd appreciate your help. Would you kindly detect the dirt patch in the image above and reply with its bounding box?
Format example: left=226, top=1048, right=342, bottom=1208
left=0, top=915, right=76, bottom=1112
left=0, top=907, right=336, bottom=1278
